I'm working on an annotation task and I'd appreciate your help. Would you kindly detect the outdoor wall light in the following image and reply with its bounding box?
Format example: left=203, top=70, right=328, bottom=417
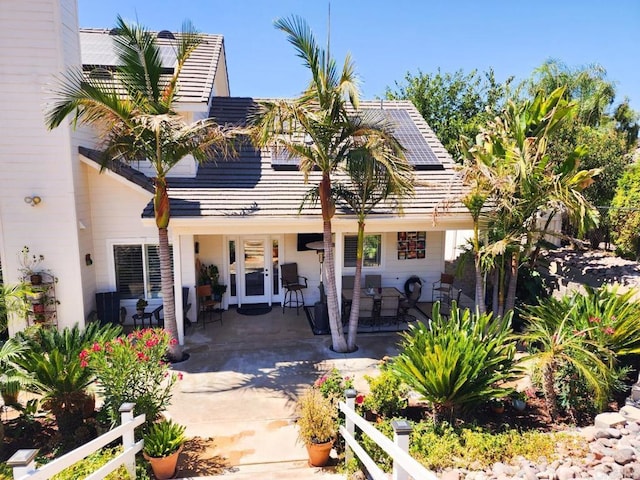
left=24, top=195, right=42, bottom=207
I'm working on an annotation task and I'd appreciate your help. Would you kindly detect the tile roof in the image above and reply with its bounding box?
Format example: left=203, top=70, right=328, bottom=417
left=133, top=97, right=469, bottom=221
left=78, top=29, right=224, bottom=104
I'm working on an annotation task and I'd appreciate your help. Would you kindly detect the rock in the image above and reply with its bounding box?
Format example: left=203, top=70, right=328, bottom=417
left=594, top=428, right=617, bottom=439
left=613, top=448, right=636, bottom=465
left=594, top=412, right=627, bottom=429
left=589, top=441, right=616, bottom=458
left=492, top=462, right=514, bottom=476
left=555, top=465, right=577, bottom=480
left=579, top=425, right=598, bottom=442
left=622, top=406, right=640, bottom=422
left=606, top=427, right=623, bottom=439
left=627, top=421, right=640, bottom=433
left=520, top=465, right=539, bottom=480
left=440, top=469, right=461, bottom=480
left=622, top=462, right=640, bottom=480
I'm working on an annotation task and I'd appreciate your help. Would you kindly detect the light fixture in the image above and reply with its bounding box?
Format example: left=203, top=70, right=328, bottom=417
left=24, top=196, right=42, bottom=207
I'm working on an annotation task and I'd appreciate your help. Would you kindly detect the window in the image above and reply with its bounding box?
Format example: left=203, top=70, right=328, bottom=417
left=113, top=244, right=173, bottom=299
left=343, top=234, right=382, bottom=268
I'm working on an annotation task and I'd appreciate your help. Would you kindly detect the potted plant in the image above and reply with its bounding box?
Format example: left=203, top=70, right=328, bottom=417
left=510, top=391, right=527, bottom=411
left=489, top=398, right=505, bottom=414
left=136, top=298, right=148, bottom=316
left=18, top=246, right=46, bottom=285
left=143, top=419, right=186, bottom=479
left=200, top=263, right=227, bottom=300
left=296, top=387, right=337, bottom=467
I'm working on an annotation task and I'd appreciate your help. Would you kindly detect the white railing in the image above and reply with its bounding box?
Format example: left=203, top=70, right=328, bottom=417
left=7, top=403, right=145, bottom=480
left=339, top=390, right=438, bottom=480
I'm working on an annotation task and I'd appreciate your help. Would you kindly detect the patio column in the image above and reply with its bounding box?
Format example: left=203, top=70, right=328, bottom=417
left=172, top=233, right=193, bottom=345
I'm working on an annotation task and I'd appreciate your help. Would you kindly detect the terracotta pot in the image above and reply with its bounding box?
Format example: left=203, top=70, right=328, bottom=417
left=306, top=440, right=333, bottom=467
left=144, top=445, right=183, bottom=479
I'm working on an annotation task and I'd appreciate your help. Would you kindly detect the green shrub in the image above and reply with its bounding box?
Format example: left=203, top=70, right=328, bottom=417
left=314, top=368, right=353, bottom=403
left=520, top=285, right=639, bottom=419
left=610, top=161, right=640, bottom=260
left=359, top=420, right=586, bottom=473
left=391, top=305, right=518, bottom=422
left=49, top=447, right=130, bottom=480
left=363, top=369, right=408, bottom=418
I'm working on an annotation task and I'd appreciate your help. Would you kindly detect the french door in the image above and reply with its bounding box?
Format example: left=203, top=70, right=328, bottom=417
left=239, top=237, right=270, bottom=304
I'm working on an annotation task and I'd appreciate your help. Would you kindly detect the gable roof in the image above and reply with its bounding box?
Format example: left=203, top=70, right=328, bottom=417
left=78, top=29, right=225, bottom=104
left=131, top=97, right=468, bottom=221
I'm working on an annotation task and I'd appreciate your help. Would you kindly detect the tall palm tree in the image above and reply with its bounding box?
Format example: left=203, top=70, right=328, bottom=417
left=45, top=17, right=233, bottom=360
left=335, top=147, right=413, bottom=350
left=252, top=16, right=407, bottom=352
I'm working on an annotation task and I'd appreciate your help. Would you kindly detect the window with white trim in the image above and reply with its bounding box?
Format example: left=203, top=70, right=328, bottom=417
left=113, top=244, right=173, bottom=300
left=343, top=234, right=382, bottom=268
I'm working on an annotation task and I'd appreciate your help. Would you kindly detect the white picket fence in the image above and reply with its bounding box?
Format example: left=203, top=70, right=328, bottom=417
left=339, top=390, right=438, bottom=480
left=7, top=403, right=145, bottom=480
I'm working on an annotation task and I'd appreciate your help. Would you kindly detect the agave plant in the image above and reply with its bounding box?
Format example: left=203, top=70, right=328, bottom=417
left=143, top=419, right=186, bottom=458
left=391, top=303, right=519, bottom=423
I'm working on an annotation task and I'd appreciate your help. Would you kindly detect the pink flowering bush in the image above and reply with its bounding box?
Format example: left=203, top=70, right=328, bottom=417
left=80, top=328, right=181, bottom=430
left=314, top=368, right=353, bottom=404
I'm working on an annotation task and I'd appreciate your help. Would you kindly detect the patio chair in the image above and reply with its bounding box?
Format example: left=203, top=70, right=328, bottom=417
left=281, top=263, right=308, bottom=315
left=196, top=284, right=223, bottom=327
left=379, top=295, right=401, bottom=328
left=432, top=273, right=454, bottom=302
left=440, top=288, right=463, bottom=320
left=358, top=296, right=376, bottom=327
left=364, top=274, right=381, bottom=289
left=342, top=275, right=355, bottom=289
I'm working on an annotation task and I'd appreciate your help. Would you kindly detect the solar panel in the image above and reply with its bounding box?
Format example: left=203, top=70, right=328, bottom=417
left=383, top=109, right=442, bottom=169
left=80, top=32, right=177, bottom=70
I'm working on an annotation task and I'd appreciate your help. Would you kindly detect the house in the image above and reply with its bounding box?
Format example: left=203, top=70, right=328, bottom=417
left=0, top=0, right=471, bottom=343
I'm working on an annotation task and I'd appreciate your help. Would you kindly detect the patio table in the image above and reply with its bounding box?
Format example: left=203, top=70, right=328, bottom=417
left=341, top=288, right=404, bottom=327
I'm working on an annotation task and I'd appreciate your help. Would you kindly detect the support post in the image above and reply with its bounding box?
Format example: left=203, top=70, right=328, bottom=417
left=392, top=419, right=412, bottom=480
left=7, top=448, right=38, bottom=479
left=344, top=388, right=356, bottom=465
left=120, top=402, right=137, bottom=479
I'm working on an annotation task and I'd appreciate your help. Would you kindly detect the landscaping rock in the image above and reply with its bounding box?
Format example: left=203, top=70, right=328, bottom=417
left=594, top=412, right=627, bottom=429
left=613, top=448, right=635, bottom=465
left=622, top=462, right=640, bottom=480
left=440, top=469, right=461, bottom=480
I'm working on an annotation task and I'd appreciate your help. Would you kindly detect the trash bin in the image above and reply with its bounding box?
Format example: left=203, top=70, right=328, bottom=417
left=95, top=292, right=120, bottom=326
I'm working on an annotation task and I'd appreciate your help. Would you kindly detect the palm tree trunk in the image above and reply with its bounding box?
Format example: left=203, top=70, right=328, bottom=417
left=159, top=227, right=181, bottom=360
left=491, top=267, right=499, bottom=315
left=347, top=220, right=365, bottom=350
left=542, top=362, right=559, bottom=420
left=319, top=175, right=347, bottom=352
left=504, top=250, right=520, bottom=314
left=474, top=252, right=485, bottom=314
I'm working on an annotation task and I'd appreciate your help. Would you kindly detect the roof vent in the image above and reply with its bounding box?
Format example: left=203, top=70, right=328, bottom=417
left=108, top=28, right=122, bottom=36
left=157, top=30, right=176, bottom=39
left=88, top=68, right=113, bottom=80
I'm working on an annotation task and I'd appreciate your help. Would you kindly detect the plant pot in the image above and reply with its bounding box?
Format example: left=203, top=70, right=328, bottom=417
left=1, top=388, right=19, bottom=406
left=512, top=399, right=526, bottom=412
left=491, top=404, right=505, bottom=414
left=144, top=445, right=183, bottom=479
left=306, top=440, right=333, bottom=467
left=30, top=274, right=42, bottom=285
left=33, top=303, right=45, bottom=314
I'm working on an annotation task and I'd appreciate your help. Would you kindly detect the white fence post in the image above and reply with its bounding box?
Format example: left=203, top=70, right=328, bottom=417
left=120, top=402, right=137, bottom=479
left=344, top=388, right=356, bottom=465
left=392, top=419, right=412, bottom=480
left=8, top=448, right=38, bottom=479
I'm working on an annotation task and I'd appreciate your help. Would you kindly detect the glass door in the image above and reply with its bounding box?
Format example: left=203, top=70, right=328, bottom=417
left=240, top=237, right=270, bottom=304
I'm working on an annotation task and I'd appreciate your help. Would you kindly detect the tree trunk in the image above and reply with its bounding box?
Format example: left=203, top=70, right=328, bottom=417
left=474, top=251, right=485, bottom=314
left=542, top=362, right=559, bottom=420
left=491, top=267, right=499, bottom=315
left=159, top=227, right=181, bottom=361
left=504, top=250, right=520, bottom=314
left=319, top=175, right=347, bottom=352
left=347, top=220, right=365, bottom=350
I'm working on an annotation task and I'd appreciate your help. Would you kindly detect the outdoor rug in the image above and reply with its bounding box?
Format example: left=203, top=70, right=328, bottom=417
left=303, top=306, right=414, bottom=336
left=236, top=304, right=273, bottom=316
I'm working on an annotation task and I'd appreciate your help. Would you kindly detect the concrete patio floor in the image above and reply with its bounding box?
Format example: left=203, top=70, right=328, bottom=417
left=165, top=303, right=426, bottom=477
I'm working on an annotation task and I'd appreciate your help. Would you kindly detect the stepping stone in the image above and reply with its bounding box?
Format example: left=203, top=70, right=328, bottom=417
left=594, top=412, right=627, bottom=429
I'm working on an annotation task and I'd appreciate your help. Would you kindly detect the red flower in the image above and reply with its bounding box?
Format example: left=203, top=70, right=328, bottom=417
left=79, top=349, right=89, bottom=360
left=146, top=338, right=159, bottom=348
left=355, top=394, right=365, bottom=405
left=604, top=327, right=615, bottom=335
left=137, top=352, right=149, bottom=361
left=170, top=338, right=178, bottom=346
left=177, top=372, right=184, bottom=381
left=80, top=359, right=88, bottom=368
left=91, top=342, right=101, bottom=352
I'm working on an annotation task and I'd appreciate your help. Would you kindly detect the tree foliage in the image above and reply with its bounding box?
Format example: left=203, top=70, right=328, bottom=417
left=385, top=68, right=512, bottom=159
left=610, top=159, right=640, bottom=260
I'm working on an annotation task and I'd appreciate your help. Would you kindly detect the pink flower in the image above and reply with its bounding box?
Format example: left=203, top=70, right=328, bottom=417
left=79, top=349, right=89, bottom=360
left=145, top=338, right=159, bottom=348
left=355, top=394, right=365, bottom=405
left=136, top=352, right=149, bottom=361
left=169, top=338, right=178, bottom=346
left=604, top=327, right=615, bottom=335
left=80, top=359, right=88, bottom=368
left=91, top=342, right=101, bottom=352
left=589, top=316, right=601, bottom=324
left=177, top=372, right=184, bottom=381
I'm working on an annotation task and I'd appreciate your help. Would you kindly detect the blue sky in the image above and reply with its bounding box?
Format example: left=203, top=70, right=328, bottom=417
left=78, top=1, right=639, bottom=111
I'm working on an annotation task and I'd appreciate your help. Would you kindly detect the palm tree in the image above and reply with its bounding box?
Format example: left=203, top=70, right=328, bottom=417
left=45, top=17, right=233, bottom=360
left=460, top=88, right=600, bottom=315
left=252, top=16, right=407, bottom=352
left=335, top=147, right=413, bottom=350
